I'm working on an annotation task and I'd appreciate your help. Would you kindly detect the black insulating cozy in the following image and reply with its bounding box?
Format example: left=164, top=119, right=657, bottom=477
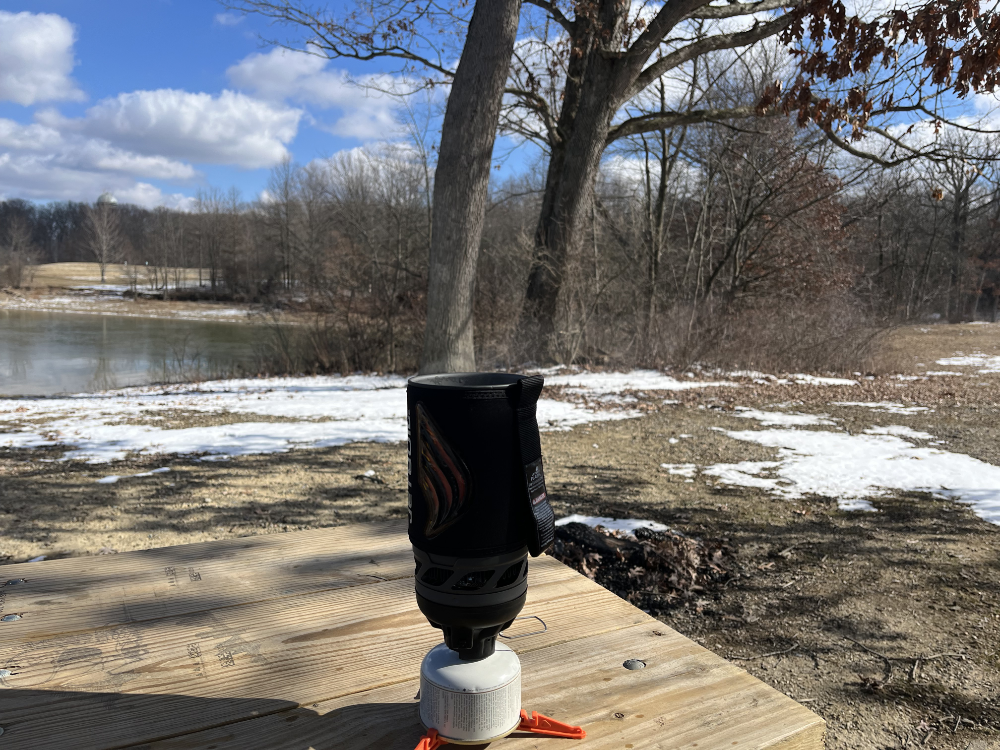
left=407, top=373, right=554, bottom=558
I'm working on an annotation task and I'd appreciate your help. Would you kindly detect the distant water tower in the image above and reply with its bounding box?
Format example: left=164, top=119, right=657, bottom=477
left=96, top=191, right=118, bottom=206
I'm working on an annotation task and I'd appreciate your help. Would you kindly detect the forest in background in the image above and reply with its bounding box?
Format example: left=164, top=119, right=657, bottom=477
left=1, top=110, right=999, bottom=376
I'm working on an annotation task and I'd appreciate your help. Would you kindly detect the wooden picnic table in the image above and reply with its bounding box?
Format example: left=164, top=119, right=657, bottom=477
left=0, top=520, right=824, bottom=749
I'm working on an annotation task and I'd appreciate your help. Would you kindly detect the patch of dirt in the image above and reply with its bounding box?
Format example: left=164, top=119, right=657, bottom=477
left=0, top=443, right=407, bottom=561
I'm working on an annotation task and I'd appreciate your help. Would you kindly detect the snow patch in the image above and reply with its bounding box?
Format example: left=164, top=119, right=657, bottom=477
left=660, top=463, right=697, bottom=478
left=733, top=407, right=837, bottom=427
left=97, top=467, right=171, bottom=483
left=711, top=428, right=1000, bottom=523
left=864, top=425, right=933, bottom=440
left=555, top=514, right=670, bottom=534
left=0, top=374, right=633, bottom=462
left=936, top=353, right=1000, bottom=373
left=790, top=374, right=858, bottom=386
left=833, top=402, right=930, bottom=415
left=545, top=370, right=733, bottom=392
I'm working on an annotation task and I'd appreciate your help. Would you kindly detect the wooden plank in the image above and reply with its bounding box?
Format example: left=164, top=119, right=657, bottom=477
left=0, top=522, right=413, bottom=642
left=130, top=623, right=824, bottom=750
left=0, top=556, right=649, bottom=749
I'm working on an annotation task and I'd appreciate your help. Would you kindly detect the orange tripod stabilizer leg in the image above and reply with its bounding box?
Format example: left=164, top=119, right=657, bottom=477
left=518, top=709, right=586, bottom=739
left=414, top=728, right=448, bottom=750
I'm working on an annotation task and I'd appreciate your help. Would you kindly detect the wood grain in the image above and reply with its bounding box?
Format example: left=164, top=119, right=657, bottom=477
left=0, top=556, right=645, bottom=749
left=0, top=521, right=412, bottom=641
left=0, top=522, right=823, bottom=750
left=131, top=623, right=824, bottom=750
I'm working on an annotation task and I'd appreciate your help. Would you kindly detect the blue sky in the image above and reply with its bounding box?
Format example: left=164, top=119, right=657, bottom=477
left=0, top=1, right=418, bottom=207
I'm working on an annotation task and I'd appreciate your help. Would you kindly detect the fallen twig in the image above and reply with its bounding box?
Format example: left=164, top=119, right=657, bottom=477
left=728, top=642, right=798, bottom=660
left=910, top=652, right=965, bottom=682
left=844, top=636, right=893, bottom=682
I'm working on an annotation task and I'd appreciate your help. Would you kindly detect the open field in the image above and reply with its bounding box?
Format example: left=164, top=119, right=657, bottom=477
left=2, top=323, right=1000, bottom=748
left=29, top=262, right=206, bottom=288
left=2, top=262, right=252, bottom=322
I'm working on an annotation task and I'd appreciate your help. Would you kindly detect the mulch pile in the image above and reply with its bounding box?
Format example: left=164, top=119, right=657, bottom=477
left=550, top=522, right=733, bottom=615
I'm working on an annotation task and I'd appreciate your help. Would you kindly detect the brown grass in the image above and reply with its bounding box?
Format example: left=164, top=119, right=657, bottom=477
left=29, top=263, right=207, bottom=288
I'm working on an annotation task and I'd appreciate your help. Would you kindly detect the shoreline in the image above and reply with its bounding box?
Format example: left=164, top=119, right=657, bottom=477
left=1, top=287, right=259, bottom=323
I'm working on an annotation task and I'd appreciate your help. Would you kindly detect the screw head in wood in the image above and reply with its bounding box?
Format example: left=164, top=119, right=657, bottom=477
left=0, top=615, right=21, bottom=623
left=623, top=659, right=646, bottom=670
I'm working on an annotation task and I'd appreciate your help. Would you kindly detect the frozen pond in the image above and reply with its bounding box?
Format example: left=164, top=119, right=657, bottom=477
left=0, top=310, right=262, bottom=396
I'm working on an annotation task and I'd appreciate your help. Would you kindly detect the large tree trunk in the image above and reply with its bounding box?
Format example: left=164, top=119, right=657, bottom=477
left=947, top=183, right=970, bottom=324
left=419, top=0, right=522, bottom=374
left=518, top=3, right=630, bottom=361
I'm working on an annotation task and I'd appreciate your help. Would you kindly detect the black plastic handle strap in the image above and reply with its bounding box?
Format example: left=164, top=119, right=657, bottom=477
left=510, top=375, right=554, bottom=556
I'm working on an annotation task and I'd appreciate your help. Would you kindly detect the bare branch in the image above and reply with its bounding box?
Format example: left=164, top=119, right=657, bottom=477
left=222, top=1, right=457, bottom=79
left=504, top=87, right=561, bottom=146
left=820, top=127, right=924, bottom=168
left=628, top=15, right=795, bottom=99
left=629, top=0, right=716, bottom=64
left=523, top=0, right=574, bottom=33
left=606, top=104, right=778, bottom=144
left=686, top=0, right=797, bottom=19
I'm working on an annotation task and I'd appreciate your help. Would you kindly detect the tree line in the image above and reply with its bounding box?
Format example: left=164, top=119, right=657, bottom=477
left=220, top=0, right=1000, bottom=373
left=2, top=113, right=997, bottom=374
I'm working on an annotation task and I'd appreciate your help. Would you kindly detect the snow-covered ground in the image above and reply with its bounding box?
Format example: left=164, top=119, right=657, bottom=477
left=555, top=514, right=670, bottom=535
left=731, top=407, right=836, bottom=427
left=544, top=369, right=733, bottom=392
left=832, top=401, right=930, bottom=415
left=0, top=374, right=634, bottom=463
left=701, top=409, right=1000, bottom=524
left=0, top=293, right=249, bottom=321
left=3, top=369, right=1000, bottom=526
left=936, top=353, right=1000, bottom=373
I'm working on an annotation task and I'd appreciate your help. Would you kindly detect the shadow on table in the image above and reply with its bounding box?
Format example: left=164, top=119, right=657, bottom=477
left=0, top=690, right=501, bottom=750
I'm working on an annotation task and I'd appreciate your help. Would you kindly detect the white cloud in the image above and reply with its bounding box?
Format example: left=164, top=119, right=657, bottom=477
left=0, top=116, right=199, bottom=207
left=0, top=17, right=307, bottom=206
left=0, top=11, right=84, bottom=105
left=227, top=48, right=401, bottom=140
left=214, top=12, right=244, bottom=26
left=0, top=88, right=302, bottom=206
left=0, top=152, right=191, bottom=209
left=0, top=117, right=196, bottom=181
left=115, top=184, right=197, bottom=211
left=76, top=89, right=302, bottom=169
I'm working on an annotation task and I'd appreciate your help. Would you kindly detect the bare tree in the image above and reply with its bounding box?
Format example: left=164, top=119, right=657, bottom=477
left=420, top=0, right=522, bottom=372
left=0, top=215, right=39, bottom=288
left=83, top=203, right=124, bottom=283
left=226, top=0, right=1000, bottom=362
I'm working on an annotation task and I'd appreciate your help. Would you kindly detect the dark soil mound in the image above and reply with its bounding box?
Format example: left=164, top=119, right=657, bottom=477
left=550, top=522, right=733, bottom=615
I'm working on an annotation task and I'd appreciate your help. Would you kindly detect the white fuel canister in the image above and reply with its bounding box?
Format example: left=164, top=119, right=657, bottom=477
left=419, top=642, right=522, bottom=744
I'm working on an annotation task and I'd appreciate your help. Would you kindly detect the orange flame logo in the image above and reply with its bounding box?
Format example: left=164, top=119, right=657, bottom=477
left=416, top=402, right=472, bottom=538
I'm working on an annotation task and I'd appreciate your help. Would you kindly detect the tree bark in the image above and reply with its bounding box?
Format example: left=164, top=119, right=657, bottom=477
left=518, top=3, right=631, bottom=360
left=419, top=0, right=522, bottom=374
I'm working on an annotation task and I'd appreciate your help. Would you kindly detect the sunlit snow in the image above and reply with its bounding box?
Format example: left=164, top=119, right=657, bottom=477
left=0, top=374, right=635, bottom=462
left=545, top=369, right=733, bottom=392
left=708, top=428, right=1000, bottom=523
left=833, top=401, right=930, bottom=415
left=733, top=407, right=837, bottom=427
left=936, top=353, right=1000, bottom=373
left=555, top=514, right=670, bottom=534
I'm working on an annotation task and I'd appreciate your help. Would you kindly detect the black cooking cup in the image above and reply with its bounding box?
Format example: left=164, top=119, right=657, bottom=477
left=407, top=373, right=554, bottom=659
